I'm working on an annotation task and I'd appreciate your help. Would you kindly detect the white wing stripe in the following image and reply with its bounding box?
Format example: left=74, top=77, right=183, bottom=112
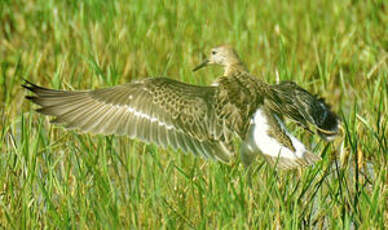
left=124, top=105, right=175, bottom=130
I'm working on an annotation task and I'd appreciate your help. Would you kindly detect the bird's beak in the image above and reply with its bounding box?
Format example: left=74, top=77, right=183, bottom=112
left=192, top=59, right=209, bottom=72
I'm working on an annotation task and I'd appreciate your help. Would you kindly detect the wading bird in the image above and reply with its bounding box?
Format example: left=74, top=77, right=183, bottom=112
left=23, top=45, right=339, bottom=170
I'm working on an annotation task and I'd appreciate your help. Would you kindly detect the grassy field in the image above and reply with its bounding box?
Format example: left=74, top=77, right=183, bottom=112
left=1, top=0, right=387, bottom=228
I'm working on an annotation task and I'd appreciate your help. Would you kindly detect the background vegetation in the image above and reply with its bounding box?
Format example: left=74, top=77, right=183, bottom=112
left=1, top=0, right=387, bottom=228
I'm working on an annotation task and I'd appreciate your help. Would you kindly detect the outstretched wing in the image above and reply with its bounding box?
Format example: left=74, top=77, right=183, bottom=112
left=266, top=81, right=340, bottom=141
left=23, top=78, right=235, bottom=162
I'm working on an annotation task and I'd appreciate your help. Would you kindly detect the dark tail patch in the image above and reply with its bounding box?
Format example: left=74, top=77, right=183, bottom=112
left=310, top=97, right=340, bottom=141
left=270, top=81, right=340, bottom=141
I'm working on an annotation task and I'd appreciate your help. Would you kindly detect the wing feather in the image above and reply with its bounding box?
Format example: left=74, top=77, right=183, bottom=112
left=268, top=81, right=340, bottom=141
left=23, top=78, right=235, bottom=161
left=167, top=128, right=179, bottom=150
left=157, top=124, right=168, bottom=148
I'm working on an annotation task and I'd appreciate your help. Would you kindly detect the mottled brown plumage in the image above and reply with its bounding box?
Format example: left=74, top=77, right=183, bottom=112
left=193, top=45, right=339, bottom=169
left=23, top=45, right=339, bottom=171
left=266, top=80, right=339, bottom=140
left=23, top=78, right=236, bottom=162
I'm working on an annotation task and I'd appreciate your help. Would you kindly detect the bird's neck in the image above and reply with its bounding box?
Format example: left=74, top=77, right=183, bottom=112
left=224, top=62, right=248, bottom=77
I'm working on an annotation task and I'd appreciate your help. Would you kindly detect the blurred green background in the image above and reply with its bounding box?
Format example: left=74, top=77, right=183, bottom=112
left=0, top=0, right=387, bottom=229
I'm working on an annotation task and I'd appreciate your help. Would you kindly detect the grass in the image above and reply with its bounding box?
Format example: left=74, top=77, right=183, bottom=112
left=1, top=0, right=387, bottom=228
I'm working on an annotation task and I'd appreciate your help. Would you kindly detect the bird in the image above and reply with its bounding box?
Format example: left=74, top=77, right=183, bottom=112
left=23, top=45, right=339, bottom=170
left=193, top=45, right=340, bottom=169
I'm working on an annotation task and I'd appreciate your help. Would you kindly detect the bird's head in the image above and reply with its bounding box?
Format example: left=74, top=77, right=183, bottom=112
left=193, top=45, right=243, bottom=72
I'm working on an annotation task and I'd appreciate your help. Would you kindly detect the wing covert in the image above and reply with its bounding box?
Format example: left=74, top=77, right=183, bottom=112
left=23, top=78, right=234, bottom=162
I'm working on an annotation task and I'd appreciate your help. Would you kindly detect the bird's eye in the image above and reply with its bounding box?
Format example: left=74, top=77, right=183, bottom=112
left=212, top=51, right=216, bottom=55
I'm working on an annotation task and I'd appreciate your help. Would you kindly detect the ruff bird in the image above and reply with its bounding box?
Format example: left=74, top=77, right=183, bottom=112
left=23, top=46, right=339, bottom=170
left=193, top=45, right=339, bottom=169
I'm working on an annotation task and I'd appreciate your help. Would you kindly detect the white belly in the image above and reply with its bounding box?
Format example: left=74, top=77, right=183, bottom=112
left=247, top=109, right=307, bottom=160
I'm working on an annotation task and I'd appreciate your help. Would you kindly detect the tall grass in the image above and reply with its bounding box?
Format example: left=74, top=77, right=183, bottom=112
left=1, top=0, right=387, bottom=228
